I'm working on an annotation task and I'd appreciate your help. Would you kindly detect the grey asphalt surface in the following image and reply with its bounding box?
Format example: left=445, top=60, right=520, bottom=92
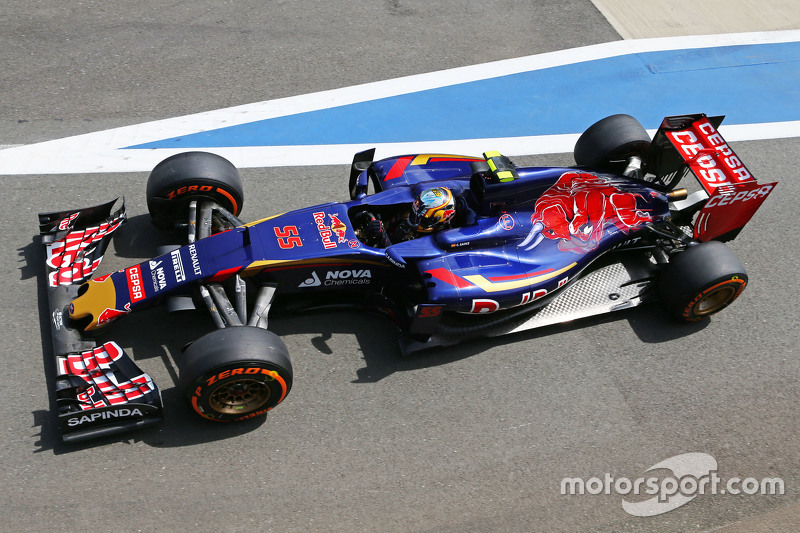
left=1, top=1, right=798, bottom=532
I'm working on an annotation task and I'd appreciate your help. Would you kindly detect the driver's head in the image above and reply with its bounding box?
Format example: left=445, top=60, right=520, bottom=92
left=410, top=187, right=456, bottom=233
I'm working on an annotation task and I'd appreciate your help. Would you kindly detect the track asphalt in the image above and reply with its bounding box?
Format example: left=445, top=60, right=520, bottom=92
left=1, top=1, right=798, bottom=531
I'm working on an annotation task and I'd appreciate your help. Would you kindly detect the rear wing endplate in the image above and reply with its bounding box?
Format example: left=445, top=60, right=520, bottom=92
left=649, top=114, right=777, bottom=242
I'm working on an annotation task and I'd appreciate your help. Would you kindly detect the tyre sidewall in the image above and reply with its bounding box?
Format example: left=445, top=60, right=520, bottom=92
left=186, top=360, right=291, bottom=422
left=180, top=327, right=292, bottom=422
left=658, top=241, right=748, bottom=321
left=679, top=277, right=747, bottom=321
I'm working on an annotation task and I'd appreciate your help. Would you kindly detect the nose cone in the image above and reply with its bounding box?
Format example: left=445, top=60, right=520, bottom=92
left=68, top=276, right=120, bottom=330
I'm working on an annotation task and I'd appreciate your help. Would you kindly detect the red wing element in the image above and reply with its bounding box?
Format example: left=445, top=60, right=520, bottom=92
left=655, top=114, right=777, bottom=242
left=664, top=116, right=755, bottom=195
left=55, top=340, right=163, bottom=443
left=59, top=341, right=158, bottom=409
left=694, top=181, right=777, bottom=242
left=40, top=200, right=126, bottom=287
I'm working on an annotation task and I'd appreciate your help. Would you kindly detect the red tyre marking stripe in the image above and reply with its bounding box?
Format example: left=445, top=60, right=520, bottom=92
left=215, top=187, right=239, bottom=214
left=269, top=370, right=289, bottom=406
left=683, top=278, right=747, bottom=319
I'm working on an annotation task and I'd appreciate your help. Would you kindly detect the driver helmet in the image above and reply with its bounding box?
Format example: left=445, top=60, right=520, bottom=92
left=410, top=187, right=456, bottom=233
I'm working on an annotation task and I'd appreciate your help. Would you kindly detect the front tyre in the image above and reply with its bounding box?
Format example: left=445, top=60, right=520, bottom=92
left=658, top=241, right=748, bottom=322
left=146, top=151, right=244, bottom=230
left=179, top=327, right=293, bottom=422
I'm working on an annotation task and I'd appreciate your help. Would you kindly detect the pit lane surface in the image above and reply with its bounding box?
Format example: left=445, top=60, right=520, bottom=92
left=1, top=2, right=799, bottom=532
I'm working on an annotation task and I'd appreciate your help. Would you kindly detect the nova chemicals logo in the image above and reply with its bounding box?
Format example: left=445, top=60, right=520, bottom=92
left=299, top=272, right=321, bottom=287
left=561, top=452, right=784, bottom=516
left=323, top=269, right=371, bottom=286
left=149, top=259, right=167, bottom=292
left=298, top=270, right=372, bottom=288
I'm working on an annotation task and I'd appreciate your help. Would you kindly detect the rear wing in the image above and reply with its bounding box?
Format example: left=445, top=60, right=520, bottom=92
left=649, top=114, right=777, bottom=242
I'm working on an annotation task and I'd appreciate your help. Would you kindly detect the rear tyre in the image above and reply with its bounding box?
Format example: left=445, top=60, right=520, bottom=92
left=658, top=241, right=748, bottom=322
left=574, top=114, right=651, bottom=171
left=179, top=327, right=293, bottom=422
left=146, top=151, right=244, bottom=230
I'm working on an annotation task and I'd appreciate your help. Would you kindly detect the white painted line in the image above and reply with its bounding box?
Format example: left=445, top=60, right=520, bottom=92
left=0, top=30, right=798, bottom=175
left=1, top=121, right=796, bottom=176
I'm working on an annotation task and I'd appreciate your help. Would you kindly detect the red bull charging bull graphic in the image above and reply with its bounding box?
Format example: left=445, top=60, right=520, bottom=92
left=329, top=213, right=349, bottom=243
left=527, top=171, right=657, bottom=254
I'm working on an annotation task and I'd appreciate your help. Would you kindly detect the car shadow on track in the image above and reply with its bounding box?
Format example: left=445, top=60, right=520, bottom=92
left=26, top=296, right=707, bottom=453
left=266, top=303, right=709, bottom=385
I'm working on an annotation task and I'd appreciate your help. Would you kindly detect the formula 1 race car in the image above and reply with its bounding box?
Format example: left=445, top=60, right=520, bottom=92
left=39, top=113, right=776, bottom=442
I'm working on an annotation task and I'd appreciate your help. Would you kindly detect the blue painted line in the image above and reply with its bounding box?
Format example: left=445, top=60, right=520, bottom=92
left=127, top=41, right=800, bottom=150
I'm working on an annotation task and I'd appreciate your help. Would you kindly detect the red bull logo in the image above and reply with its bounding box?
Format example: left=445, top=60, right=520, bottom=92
left=529, top=171, right=654, bottom=254
left=313, top=212, right=336, bottom=249
left=313, top=212, right=350, bottom=249
left=328, top=214, right=348, bottom=243
left=96, top=303, right=131, bottom=326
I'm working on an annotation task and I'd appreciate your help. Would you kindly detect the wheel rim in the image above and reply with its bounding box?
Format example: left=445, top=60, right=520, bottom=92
left=695, top=285, right=737, bottom=316
left=208, top=378, right=271, bottom=415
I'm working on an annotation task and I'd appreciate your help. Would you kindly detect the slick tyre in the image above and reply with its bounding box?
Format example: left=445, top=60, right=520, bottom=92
left=658, top=241, right=748, bottom=322
left=180, top=327, right=293, bottom=422
left=146, top=151, right=244, bottom=230
left=574, top=114, right=651, bottom=171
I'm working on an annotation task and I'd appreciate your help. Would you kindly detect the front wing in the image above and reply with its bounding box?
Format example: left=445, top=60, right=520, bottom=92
left=39, top=200, right=163, bottom=443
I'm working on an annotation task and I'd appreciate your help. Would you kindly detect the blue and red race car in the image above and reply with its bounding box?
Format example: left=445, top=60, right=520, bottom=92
left=39, top=113, right=776, bottom=442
